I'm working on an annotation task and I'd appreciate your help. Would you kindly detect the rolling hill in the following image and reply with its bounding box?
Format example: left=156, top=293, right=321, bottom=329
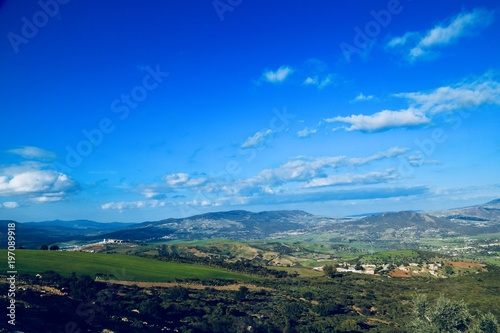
left=0, top=249, right=254, bottom=282
left=0, top=220, right=134, bottom=249
left=2, top=199, right=499, bottom=248
left=96, top=210, right=317, bottom=242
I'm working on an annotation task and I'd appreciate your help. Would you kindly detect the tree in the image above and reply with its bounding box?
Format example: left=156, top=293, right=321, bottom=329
left=476, top=312, right=500, bottom=333
left=49, top=244, right=59, bottom=251
left=340, top=318, right=361, bottom=332
left=138, top=298, right=162, bottom=319
left=234, top=286, right=249, bottom=301
left=40, top=244, right=48, bottom=250
left=323, top=264, right=336, bottom=278
left=355, top=262, right=364, bottom=271
left=409, top=294, right=499, bottom=333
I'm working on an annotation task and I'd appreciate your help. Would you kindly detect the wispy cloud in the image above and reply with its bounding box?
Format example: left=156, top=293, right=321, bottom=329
left=350, top=93, right=375, bottom=103
left=327, top=109, right=430, bottom=132
left=297, top=127, right=317, bottom=138
left=7, top=146, right=57, bottom=160
left=101, top=200, right=166, bottom=211
left=303, top=74, right=335, bottom=89
left=164, top=172, right=207, bottom=188
left=395, top=76, right=500, bottom=115
left=328, top=73, right=500, bottom=131
left=219, top=147, right=408, bottom=196
left=1, top=201, right=19, bottom=209
left=103, top=147, right=417, bottom=210
left=259, top=59, right=336, bottom=89
left=241, top=129, right=273, bottom=148
left=302, top=169, right=398, bottom=188
left=387, top=8, right=494, bottom=62
left=261, top=65, right=294, bottom=83
left=245, top=185, right=428, bottom=206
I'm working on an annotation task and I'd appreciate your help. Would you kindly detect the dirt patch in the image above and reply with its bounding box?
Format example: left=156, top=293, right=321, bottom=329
left=99, top=280, right=271, bottom=291
left=189, top=248, right=207, bottom=257
left=15, top=284, right=67, bottom=296
left=353, top=305, right=363, bottom=316
left=367, top=317, right=397, bottom=326
left=389, top=269, right=412, bottom=278
left=449, top=261, right=486, bottom=269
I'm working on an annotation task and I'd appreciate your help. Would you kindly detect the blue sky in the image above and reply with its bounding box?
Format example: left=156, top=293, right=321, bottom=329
left=0, top=0, right=499, bottom=222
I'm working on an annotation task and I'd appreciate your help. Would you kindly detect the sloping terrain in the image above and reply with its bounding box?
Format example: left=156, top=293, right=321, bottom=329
left=330, top=211, right=461, bottom=240
left=2, top=199, right=500, bottom=247
left=1, top=249, right=254, bottom=282
left=0, top=220, right=134, bottom=249
left=97, top=210, right=317, bottom=242
left=436, top=199, right=500, bottom=222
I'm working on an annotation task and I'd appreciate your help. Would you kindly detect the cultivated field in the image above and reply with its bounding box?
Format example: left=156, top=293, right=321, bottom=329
left=2, top=249, right=255, bottom=282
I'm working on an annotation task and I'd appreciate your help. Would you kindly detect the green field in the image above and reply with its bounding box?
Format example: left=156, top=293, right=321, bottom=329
left=3, top=250, right=255, bottom=282
left=268, top=265, right=323, bottom=277
left=359, top=249, right=420, bottom=264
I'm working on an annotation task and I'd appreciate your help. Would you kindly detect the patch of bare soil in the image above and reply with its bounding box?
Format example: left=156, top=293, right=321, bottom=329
left=389, top=269, right=412, bottom=278
left=449, top=261, right=486, bottom=269
left=99, top=280, right=272, bottom=291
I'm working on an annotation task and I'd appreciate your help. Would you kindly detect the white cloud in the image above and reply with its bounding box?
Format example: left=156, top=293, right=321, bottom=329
left=101, top=200, right=166, bottom=211
left=395, top=78, right=500, bottom=115
left=0, top=171, right=78, bottom=195
left=297, top=127, right=317, bottom=138
left=142, top=189, right=162, bottom=199
left=327, top=109, right=429, bottom=132
left=107, top=147, right=421, bottom=211
left=31, top=194, right=65, bottom=203
left=0, top=163, right=79, bottom=202
left=241, top=129, right=273, bottom=148
left=387, top=8, right=494, bottom=61
left=2, top=201, right=19, bottom=209
left=245, top=185, right=428, bottom=206
left=262, top=65, right=294, bottom=83
left=406, top=154, right=440, bottom=167
left=351, top=93, right=375, bottom=103
left=164, top=173, right=207, bottom=188
left=222, top=147, right=408, bottom=195
left=7, top=146, right=57, bottom=160
left=386, top=32, right=418, bottom=48
left=303, top=74, right=335, bottom=89
left=303, top=169, right=397, bottom=188
left=304, top=77, right=316, bottom=85
left=328, top=74, right=499, bottom=132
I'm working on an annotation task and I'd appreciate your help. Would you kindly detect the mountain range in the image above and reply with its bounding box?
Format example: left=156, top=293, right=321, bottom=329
left=1, top=199, right=499, bottom=248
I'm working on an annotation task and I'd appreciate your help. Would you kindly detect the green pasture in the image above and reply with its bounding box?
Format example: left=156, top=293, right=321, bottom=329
left=2, top=249, right=255, bottom=282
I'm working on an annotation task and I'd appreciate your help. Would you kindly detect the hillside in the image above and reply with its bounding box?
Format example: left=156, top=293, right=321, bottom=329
left=0, top=220, right=134, bottom=249
left=2, top=199, right=500, bottom=248
left=330, top=211, right=460, bottom=240
left=435, top=199, right=500, bottom=222
left=97, top=210, right=317, bottom=242
left=1, top=249, right=254, bottom=282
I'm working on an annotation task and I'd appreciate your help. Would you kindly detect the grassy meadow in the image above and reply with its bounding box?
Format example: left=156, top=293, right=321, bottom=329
left=2, top=249, right=255, bottom=282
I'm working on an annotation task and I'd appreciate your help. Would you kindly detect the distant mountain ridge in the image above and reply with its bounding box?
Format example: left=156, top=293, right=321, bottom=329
left=432, top=199, right=500, bottom=221
left=0, top=219, right=134, bottom=249
left=326, top=211, right=467, bottom=241
left=1, top=199, right=499, bottom=248
left=97, top=210, right=315, bottom=242
left=23, top=220, right=134, bottom=230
